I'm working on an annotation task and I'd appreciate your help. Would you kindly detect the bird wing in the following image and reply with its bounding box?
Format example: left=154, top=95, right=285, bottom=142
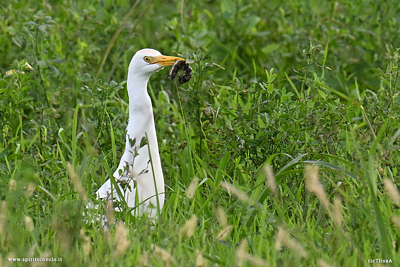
left=95, top=142, right=163, bottom=217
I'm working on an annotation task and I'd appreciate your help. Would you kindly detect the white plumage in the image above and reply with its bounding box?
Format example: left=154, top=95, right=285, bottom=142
left=96, top=49, right=183, bottom=219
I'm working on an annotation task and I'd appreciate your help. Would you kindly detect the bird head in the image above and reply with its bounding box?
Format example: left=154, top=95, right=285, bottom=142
left=129, top=48, right=183, bottom=76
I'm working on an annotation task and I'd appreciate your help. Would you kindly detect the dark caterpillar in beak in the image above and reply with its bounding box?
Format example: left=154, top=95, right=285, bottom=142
left=168, top=60, right=192, bottom=83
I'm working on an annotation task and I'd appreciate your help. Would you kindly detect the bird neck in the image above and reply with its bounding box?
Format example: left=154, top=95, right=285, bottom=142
left=125, top=70, right=158, bottom=155
left=127, top=71, right=151, bottom=103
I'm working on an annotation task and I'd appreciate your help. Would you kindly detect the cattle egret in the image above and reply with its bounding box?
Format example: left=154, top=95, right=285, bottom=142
left=95, top=48, right=183, bottom=219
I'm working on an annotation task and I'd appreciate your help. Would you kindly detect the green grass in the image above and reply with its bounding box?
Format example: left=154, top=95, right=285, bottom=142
left=1, top=0, right=400, bottom=266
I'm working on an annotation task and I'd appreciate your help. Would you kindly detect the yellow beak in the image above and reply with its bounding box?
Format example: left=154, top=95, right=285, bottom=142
left=150, top=55, right=184, bottom=66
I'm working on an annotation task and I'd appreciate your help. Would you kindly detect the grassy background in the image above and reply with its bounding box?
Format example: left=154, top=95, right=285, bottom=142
left=1, top=0, right=400, bottom=266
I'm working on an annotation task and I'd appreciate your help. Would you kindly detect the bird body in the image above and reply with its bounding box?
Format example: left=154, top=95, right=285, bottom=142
left=96, top=49, right=183, bottom=219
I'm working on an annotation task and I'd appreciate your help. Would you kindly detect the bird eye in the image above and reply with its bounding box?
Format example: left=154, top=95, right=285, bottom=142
left=143, top=56, right=151, bottom=63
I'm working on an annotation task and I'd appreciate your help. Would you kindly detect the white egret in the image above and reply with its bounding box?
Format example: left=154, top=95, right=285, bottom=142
left=95, top=48, right=183, bottom=219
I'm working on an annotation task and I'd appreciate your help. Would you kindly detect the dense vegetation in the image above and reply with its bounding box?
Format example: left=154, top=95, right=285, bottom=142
left=1, top=0, right=400, bottom=266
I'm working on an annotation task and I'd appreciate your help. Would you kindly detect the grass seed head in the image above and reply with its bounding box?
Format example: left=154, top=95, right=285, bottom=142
left=32, top=251, right=50, bottom=267
left=305, top=165, right=329, bottom=210
left=106, top=200, right=114, bottom=227
left=236, top=238, right=267, bottom=266
left=186, top=177, right=199, bottom=199
left=5, top=252, right=16, bottom=267
left=104, top=228, right=111, bottom=242
left=236, top=238, right=248, bottom=267
left=333, top=196, right=343, bottom=227
left=80, top=229, right=91, bottom=256
left=383, top=179, right=400, bottom=207
left=138, top=251, right=149, bottom=267
left=26, top=182, right=36, bottom=196
left=24, top=216, right=34, bottom=232
left=275, top=226, right=285, bottom=251
left=216, top=206, right=228, bottom=227
left=263, top=164, right=277, bottom=194
left=275, top=226, right=308, bottom=258
left=286, top=236, right=308, bottom=258
left=180, top=214, right=198, bottom=238
left=241, top=254, right=268, bottom=267
left=221, top=181, right=250, bottom=202
left=114, top=221, right=130, bottom=257
left=8, top=180, right=16, bottom=191
left=0, top=201, right=6, bottom=236
left=52, top=217, right=70, bottom=250
left=66, top=162, right=87, bottom=202
left=151, top=245, right=175, bottom=266
left=216, top=225, right=233, bottom=241
left=195, top=250, right=208, bottom=267
left=317, top=259, right=333, bottom=267
left=391, top=216, right=400, bottom=229
left=27, top=244, right=36, bottom=257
